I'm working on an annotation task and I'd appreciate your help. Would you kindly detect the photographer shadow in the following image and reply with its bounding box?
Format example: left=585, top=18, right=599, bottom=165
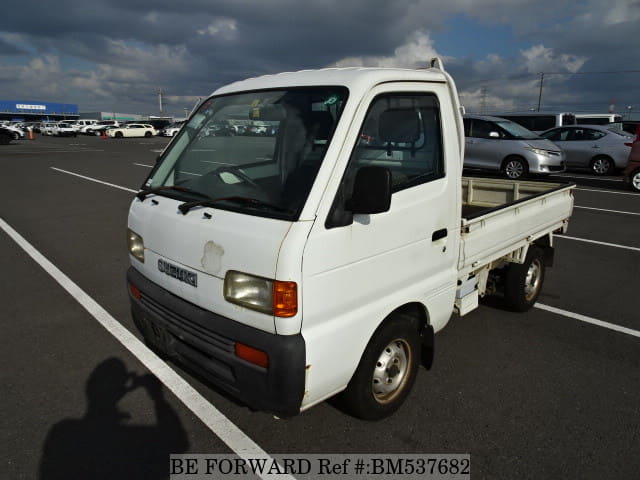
left=39, top=357, right=189, bottom=479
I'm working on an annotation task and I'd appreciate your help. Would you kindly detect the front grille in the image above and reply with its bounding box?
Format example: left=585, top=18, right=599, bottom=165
left=140, top=294, right=235, bottom=353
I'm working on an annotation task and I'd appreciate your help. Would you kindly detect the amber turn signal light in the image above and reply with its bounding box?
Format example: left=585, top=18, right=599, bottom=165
left=273, top=281, right=297, bottom=317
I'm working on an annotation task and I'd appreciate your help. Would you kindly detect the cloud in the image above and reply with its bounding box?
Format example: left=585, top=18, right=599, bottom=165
left=331, top=31, right=444, bottom=68
left=0, top=0, right=637, bottom=115
left=520, top=45, right=587, bottom=74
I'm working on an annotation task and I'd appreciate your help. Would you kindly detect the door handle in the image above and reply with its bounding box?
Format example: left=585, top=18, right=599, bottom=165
left=432, top=228, right=448, bottom=241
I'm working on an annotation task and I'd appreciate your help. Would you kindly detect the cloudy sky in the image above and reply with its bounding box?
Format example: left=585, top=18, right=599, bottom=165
left=1, top=0, right=638, bottom=117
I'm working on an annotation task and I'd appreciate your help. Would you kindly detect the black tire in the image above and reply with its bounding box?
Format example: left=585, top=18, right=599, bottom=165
left=590, top=155, right=613, bottom=175
left=630, top=170, right=640, bottom=192
left=115, top=131, right=123, bottom=138
left=502, top=156, right=528, bottom=180
left=12, top=132, right=19, bottom=140
left=145, top=131, right=152, bottom=138
left=341, top=314, right=420, bottom=420
left=504, top=246, right=545, bottom=312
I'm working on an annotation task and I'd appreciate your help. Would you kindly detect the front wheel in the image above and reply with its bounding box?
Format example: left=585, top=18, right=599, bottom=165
left=503, top=157, right=528, bottom=180
left=504, top=246, right=545, bottom=312
left=115, top=131, right=123, bottom=138
left=590, top=156, right=613, bottom=175
left=341, top=314, right=420, bottom=420
left=630, top=170, right=640, bottom=192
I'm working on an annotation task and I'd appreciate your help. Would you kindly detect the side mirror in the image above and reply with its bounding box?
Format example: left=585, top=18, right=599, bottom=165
left=489, top=131, right=500, bottom=138
left=350, top=166, right=392, bottom=214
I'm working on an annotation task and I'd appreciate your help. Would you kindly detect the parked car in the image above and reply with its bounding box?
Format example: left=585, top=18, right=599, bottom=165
left=106, top=124, right=157, bottom=138
left=622, top=126, right=640, bottom=192
left=146, top=119, right=172, bottom=132
left=463, top=115, right=565, bottom=179
left=85, top=120, right=120, bottom=136
left=160, top=122, right=185, bottom=137
left=41, top=122, right=58, bottom=136
left=539, top=125, right=633, bottom=175
left=75, top=119, right=99, bottom=134
left=1, top=124, right=25, bottom=140
left=0, top=126, right=13, bottom=144
left=51, top=123, right=78, bottom=137
left=90, top=125, right=117, bottom=136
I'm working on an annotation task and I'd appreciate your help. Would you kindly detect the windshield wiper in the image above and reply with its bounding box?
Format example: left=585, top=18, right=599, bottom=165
left=178, top=196, right=288, bottom=215
left=136, top=185, right=209, bottom=201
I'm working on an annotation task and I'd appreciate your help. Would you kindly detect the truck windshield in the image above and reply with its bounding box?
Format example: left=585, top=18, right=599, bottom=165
left=145, top=87, right=348, bottom=220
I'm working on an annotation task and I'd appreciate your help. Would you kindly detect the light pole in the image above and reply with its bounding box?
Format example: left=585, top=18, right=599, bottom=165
left=536, top=72, right=544, bottom=112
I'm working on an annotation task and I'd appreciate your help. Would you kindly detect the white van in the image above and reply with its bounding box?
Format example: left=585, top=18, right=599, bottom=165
left=497, top=112, right=576, bottom=133
left=575, top=113, right=623, bottom=126
left=126, top=61, right=575, bottom=419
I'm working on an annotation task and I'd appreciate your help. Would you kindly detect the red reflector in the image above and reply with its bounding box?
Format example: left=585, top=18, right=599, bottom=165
left=128, top=283, right=142, bottom=300
left=235, top=343, right=269, bottom=368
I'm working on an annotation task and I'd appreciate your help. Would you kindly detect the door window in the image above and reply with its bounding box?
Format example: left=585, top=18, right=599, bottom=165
left=327, top=92, right=444, bottom=228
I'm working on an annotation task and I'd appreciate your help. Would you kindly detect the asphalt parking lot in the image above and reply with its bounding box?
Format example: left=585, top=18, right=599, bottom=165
left=2, top=134, right=639, bottom=479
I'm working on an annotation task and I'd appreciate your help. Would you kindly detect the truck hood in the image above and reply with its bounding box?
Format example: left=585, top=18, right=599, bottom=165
left=128, top=196, right=293, bottom=332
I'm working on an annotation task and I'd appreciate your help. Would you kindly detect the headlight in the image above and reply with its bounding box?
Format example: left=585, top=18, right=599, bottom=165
left=525, top=146, right=553, bottom=157
left=224, top=271, right=297, bottom=317
left=127, top=229, right=145, bottom=262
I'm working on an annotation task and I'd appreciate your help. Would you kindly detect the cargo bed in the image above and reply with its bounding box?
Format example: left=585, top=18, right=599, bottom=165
left=458, top=177, right=575, bottom=275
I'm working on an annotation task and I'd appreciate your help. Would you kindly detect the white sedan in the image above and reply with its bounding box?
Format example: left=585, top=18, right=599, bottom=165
left=106, top=124, right=158, bottom=138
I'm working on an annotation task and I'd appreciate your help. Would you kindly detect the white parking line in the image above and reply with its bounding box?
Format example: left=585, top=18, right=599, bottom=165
left=50, top=167, right=137, bottom=193
left=8, top=149, right=105, bottom=154
left=556, top=235, right=640, bottom=252
left=0, top=217, right=291, bottom=479
left=535, top=303, right=640, bottom=339
left=133, top=163, right=154, bottom=168
left=574, top=206, right=640, bottom=216
left=575, top=188, right=639, bottom=196
left=550, top=174, right=623, bottom=182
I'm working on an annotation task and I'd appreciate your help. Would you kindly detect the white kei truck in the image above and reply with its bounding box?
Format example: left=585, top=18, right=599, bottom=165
left=126, top=59, right=575, bottom=420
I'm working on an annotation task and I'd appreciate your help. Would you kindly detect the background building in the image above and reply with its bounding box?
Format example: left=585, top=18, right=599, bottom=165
left=0, top=100, right=78, bottom=122
left=79, top=111, right=143, bottom=122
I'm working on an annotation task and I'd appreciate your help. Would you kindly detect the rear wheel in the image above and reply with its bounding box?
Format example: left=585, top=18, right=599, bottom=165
left=144, top=131, right=152, bottom=138
left=504, top=246, right=545, bottom=312
left=341, top=314, right=420, bottom=420
left=590, top=155, right=613, bottom=175
left=503, top=156, right=528, bottom=180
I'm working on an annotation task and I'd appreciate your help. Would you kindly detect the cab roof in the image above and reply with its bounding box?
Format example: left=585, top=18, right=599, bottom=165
left=212, top=67, right=449, bottom=97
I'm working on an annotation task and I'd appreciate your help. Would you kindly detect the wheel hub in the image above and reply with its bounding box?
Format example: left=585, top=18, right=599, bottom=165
left=524, top=258, right=542, bottom=301
left=372, top=339, right=410, bottom=404
left=505, top=161, right=524, bottom=179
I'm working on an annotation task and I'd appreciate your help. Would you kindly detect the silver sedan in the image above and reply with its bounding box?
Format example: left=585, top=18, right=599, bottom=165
left=540, top=125, right=633, bottom=175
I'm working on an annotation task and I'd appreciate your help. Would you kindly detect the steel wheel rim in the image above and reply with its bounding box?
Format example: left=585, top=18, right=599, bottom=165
left=632, top=172, right=640, bottom=191
left=505, top=161, right=524, bottom=179
left=372, top=338, right=411, bottom=404
left=524, top=258, right=543, bottom=301
left=592, top=158, right=610, bottom=174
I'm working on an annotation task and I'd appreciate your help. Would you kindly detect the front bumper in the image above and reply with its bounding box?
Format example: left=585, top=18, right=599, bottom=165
left=127, top=267, right=306, bottom=417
